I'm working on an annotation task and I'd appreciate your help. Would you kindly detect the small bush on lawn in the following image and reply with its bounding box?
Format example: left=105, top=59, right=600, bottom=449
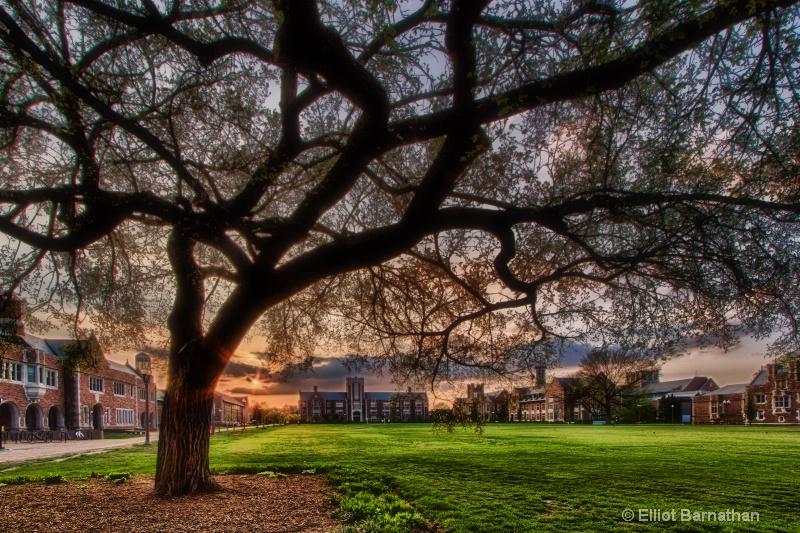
left=0, top=475, right=38, bottom=486
left=105, top=472, right=131, bottom=482
left=43, top=474, right=64, bottom=485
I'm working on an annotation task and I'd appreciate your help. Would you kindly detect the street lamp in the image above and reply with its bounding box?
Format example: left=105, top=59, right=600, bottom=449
left=671, top=403, right=675, bottom=424
left=135, top=353, right=152, bottom=446
left=722, top=399, right=731, bottom=425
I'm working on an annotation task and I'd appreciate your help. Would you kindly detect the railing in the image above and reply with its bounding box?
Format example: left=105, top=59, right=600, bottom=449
left=0, top=429, right=101, bottom=444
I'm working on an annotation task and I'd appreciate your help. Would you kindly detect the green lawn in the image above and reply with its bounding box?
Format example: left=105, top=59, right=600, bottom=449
left=2, top=423, right=799, bottom=532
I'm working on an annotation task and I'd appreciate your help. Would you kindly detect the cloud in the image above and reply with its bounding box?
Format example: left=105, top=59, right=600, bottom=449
left=224, top=360, right=266, bottom=379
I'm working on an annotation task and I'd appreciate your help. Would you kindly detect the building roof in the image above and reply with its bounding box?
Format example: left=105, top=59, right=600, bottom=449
left=215, top=392, right=247, bottom=406
left=552, top=377, right=579, bottom=389
left=299, top=391, right=348, bottom=401
left=705, top=384, right=748, bottom=397
left=749, top=366, right=789, bottom=386
left=644, top=376, right=715, bottom=396
left=365, top=392, right=400, bottom=401
left=107, top=360, right=142, bottom=378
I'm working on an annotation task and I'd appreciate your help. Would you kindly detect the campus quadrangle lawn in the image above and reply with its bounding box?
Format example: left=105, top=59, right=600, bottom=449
left=3, top=423, right=799, bottom=532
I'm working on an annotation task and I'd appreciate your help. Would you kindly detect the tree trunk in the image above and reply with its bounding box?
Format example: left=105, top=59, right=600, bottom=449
left=153, top=346, right=222, bottom=496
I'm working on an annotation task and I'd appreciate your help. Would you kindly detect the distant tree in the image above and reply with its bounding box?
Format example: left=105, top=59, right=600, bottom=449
left=744, top=391, right=758, bottom=426
left=616, top=396, right=658, bottom=424
left=571, top=348, right=656, bottom=424
left=658, top=395, right=682, bottom=423
left=250, top=402, right=267, bottom=426
left=1, top=0, right=799, bottom=495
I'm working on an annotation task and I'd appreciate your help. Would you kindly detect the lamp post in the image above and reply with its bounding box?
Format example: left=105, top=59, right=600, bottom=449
left=722, top=399, right=731, bottom=425
left=135, top=353, right=152, bottom=446
left=142, top=373, right=151, bottom=445
left=671, top=403, right=675, bottom=424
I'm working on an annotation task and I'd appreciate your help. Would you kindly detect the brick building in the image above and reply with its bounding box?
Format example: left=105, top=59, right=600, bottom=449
left=211, top=392, right=249, bottom=427
left=454, top=383, right=512, bottom=421
left=644, top=375, right=719, bottom=423
left=298, top=377, right=429, bottom=422
left=692, top=384, right=748, bottom=424
left=0, top=299, right=158, bottom=432
left=746, top=361, right=799, bottom=425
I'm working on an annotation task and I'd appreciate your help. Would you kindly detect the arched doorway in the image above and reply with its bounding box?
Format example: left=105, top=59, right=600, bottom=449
left=92, top=404, right=104, bottom=430
left=140, top=411, right=147, bottom=428
left=0, top=401, right=19, bottom=429
left=25, top=404, right=43, bottom=430
left=352, top=411, right=361, bottom=422
left=48, top=405, right=64, bottom=430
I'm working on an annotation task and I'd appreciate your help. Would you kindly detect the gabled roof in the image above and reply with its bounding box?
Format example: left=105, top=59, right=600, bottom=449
left=750, top=366, right=789, bottom=386
left=215, top=393, right=246, bottom=406
left=107, top=360, right=142, bottom=379
left=705, top=384, right=748, bottom=397
left=644, top=377, right=716, bottom=396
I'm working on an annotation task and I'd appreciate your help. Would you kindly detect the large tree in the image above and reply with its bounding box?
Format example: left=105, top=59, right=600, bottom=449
left=1, top=0, right=799, bottom=495
left=570, top=347, right=656, bottom=424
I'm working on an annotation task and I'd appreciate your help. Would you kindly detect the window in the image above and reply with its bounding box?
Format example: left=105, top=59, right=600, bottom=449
left=26, top=365, right=37, bottom=383
left=89, top=376, right=103, bottom=392
left=151, top=390, right=156, bottom=402
left=139, top=388, right=146, bottom=400
left=130, top=384, right=135, bottom=397
left=83, top=406, right=90, bottom=425
left=775, top=395, right=791, bottom=409
left=711, top=401, right=719, bottom=417
left=2, top=361, right=22, bottom=381
left=756, top=410, right=765, bottom=421
left=114, top=382, right=126, bottom=396
left=755, top=394, right=766, bottom=404
left=116, top=409, right=134, bottom=425
left=45, top=369, right=57, bottom=387
left=775, top=380, right=786, bottom=390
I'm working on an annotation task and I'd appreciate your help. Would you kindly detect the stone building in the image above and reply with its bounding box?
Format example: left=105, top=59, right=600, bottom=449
left=298, top=377, right=429, bottom=422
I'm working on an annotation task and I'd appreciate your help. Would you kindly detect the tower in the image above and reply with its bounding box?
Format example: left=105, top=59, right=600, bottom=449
left=346, top=377, right=365, bottom=422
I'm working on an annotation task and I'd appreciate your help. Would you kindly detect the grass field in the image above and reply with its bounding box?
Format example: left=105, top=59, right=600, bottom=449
left=2, top=423, right=799, bottom=532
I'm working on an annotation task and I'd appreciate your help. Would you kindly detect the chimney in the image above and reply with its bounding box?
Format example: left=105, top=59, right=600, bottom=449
left=313, top=386, right=318, bottom=393
left=534, top=366, right=546, bottom=388
left=767, top=364, right=776, bottom=379
left=0, top=295, right=25, bottom=336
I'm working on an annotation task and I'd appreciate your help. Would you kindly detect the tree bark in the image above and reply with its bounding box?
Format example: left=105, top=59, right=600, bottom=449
left=153, top=340, right=225, bottom=496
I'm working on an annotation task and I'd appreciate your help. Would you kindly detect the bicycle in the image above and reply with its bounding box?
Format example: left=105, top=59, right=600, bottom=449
left=58, top=429, right=87, bottom=441
left=26, top=430, right=54, bottom=443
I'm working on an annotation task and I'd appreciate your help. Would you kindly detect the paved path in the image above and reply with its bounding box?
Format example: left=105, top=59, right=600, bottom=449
left=0, top=431, right=159, bottom=466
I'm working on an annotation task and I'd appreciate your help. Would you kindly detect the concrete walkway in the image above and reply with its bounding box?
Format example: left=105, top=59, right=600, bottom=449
left=0, top=431, right=159, bottom=466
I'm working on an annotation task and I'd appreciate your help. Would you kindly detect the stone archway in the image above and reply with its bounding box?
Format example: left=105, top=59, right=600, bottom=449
left=0, top=401, right=20, bottom=430
left=25, top=403, right=44, bottom=430
left=48, top=405, right=64, bottom=430
left=92, top=404, right=104, bottom=430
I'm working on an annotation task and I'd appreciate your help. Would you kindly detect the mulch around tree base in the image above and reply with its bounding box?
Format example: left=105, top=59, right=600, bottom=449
left=0, top=474, right=339, bottom=532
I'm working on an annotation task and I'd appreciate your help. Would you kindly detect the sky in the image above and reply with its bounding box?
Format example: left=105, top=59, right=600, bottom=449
left=121, top=334, right=774, bottom=408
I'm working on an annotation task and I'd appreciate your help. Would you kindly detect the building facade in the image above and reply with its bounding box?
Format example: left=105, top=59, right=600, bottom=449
left=744, top=361, right=799, bottom=425
left=298, top=377, right=429, bottom=422
left=0, top=300, right=158, bottom=432
left=211, top=393, right=249, bottom=427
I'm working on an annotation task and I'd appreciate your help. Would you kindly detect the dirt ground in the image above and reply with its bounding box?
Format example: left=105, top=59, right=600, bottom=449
left=0, top=474, right=339, bottom=532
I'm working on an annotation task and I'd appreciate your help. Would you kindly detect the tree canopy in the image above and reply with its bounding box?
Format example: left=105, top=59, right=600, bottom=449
left=1, top=0, right=800, bottom=494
